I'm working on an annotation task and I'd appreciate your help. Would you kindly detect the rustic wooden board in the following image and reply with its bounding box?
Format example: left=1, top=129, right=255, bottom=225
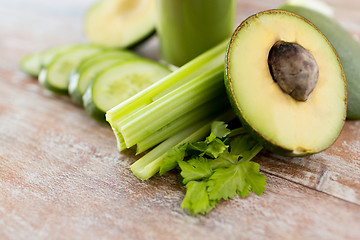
left=1, top=0, right=360, bottom=239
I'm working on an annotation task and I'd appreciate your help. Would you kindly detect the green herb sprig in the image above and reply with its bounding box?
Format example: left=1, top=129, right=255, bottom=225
left=159, top=121, right=266, bottom=215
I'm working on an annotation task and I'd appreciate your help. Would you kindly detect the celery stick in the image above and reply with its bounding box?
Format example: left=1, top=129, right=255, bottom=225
left=131, top=118, right=212, bottom=180
left=136, top=96, right=230, bottom=154
left=131, top=110, right=235, bottom=180
left=106, top=39, right=227, bottom=120
left=120, top=66, right=225, bottom=148
left=106, top=39, right=228, bottom=149
left=228, top=127, right=248, bottom=137
left=110, top=126, right=126, bottom=152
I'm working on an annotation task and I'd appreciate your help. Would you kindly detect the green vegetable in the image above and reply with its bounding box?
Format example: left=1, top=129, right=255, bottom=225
left=68, top=50, right=139, bottom=105
left=135, top=96, right=230, bottom=154
left=106, top=39, right=230, bottom=153
left=83, top=58, right=171, bottom=122
left=104, top=37, right=267, bottom=215
left=130, top=110, right=235, bottom=180
left=160, top=121, right=266, bottom=215
left=120, top=65, right=226, bottom=148
left=19, top=52, right=43, bottom=77
left=19, top=44, right=76, bottom=77
left=39, top=45, right=103, bottom=94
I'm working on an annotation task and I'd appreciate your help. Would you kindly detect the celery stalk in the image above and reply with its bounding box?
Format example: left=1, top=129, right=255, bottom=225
left=106, top=39, right=233, bottom=181
left=135, top=96, right=230, bottom=154
left=131, top=118, right=212, bottom=180
left=106, top=39, right=228, bottom=122
left=131, top=110, right=235, bottom=180
left=120, top=65, right=225, bottom=148
left=106, top=39, right=229, bottom=150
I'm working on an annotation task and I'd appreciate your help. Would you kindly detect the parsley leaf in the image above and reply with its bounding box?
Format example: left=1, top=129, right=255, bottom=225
left=230, top=135, right=255, bottom=156
left=158, top=121, right=267, bottom=215
left=209, top=152, right=238, bottom=169
left=178, top=157, right=212, bottom=184
left=207, top=161, right=267, bottom=200
left=159, top=143, right=187, bottom=175
left=242, top=161, right=267, bottom=196
left=206, top=121, right=231, bottom=143
left=207, top=165, right=247, bottom=200
left=186, top=142, right=208, bottom=156
left=205, top=138, right=228, bottom=158
left=181, top=181, right=218, bottom=215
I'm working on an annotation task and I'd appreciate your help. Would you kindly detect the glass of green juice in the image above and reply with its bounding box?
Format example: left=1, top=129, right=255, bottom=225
left=156, top=0, right=237, bottom=67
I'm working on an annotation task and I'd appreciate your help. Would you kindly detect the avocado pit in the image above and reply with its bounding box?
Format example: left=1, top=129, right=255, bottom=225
left=268, top=41, right=319, bottom=101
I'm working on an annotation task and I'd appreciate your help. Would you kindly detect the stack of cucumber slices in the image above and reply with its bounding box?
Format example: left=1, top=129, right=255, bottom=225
left=20, top=44, right=172, bottom=122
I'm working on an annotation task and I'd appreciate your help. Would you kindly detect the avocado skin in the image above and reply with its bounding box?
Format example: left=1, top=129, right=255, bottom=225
left=127, top=30, right=156, bottom=50
left=280, top=5, right=360, bottom=120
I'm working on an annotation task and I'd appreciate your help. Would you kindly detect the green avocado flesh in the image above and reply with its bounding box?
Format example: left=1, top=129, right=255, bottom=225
left=85, top=0, right=156, bottom=48
left=280, top=4, right=360, bottom=120
left=225, top=10, right=346, bottom=156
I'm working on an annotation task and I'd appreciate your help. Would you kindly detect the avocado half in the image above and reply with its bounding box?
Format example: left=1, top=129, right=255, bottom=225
left=225, top=10, right=347, bottom=156
left=85, top=0, right=156, bottom=48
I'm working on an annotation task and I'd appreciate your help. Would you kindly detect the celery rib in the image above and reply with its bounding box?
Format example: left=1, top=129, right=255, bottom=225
left=120, top=66, right=225, bottom=148
left=136, top=96, right=231, bottom=154
left=105, top=39, right=228, bottom=123
left=106, top=39, right=233, bottom=179
left=131, top=110, right=235, bottom=180
left=131, top=118, right=212, bottom=180
left=105, top=40, right=229, bottom=151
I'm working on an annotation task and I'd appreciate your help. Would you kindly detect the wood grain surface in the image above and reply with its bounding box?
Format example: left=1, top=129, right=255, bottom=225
left=1, top=0, right=360, bottom=239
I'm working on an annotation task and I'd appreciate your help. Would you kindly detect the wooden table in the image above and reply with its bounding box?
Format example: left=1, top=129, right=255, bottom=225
left=1, top=0, right=359, bottom=239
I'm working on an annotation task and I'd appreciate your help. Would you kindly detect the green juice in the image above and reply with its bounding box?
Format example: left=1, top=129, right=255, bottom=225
left=156, top=0, right=236, bottom=66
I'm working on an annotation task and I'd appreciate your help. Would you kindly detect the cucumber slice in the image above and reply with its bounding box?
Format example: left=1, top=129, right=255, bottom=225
left=19, top=44, right=76, bottom=77
left=68, top=50, right=139, bottom=105
left=39, top=45, right=103, bottom=94
left=84, top=0, right=156, bottom=48
left=41, top=44, right=78, bottom=69
left=83, top=59, right=171, bottom=122
left=72, top=50, right=124, bottom=74
left=19, top=52, right=42, bottom=77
